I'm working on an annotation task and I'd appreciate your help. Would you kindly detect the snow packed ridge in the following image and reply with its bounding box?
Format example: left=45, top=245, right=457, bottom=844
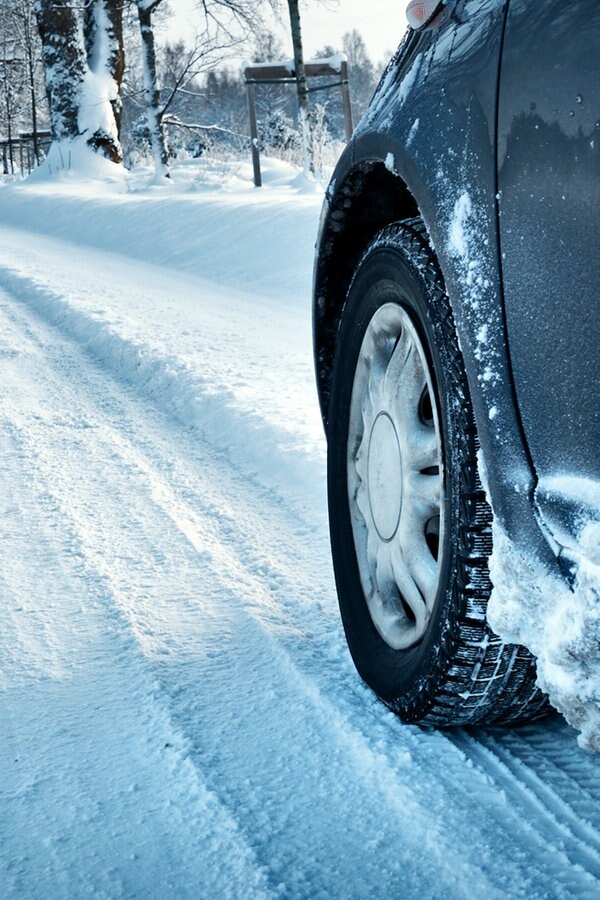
left=0, top=157, right=598, bottom=898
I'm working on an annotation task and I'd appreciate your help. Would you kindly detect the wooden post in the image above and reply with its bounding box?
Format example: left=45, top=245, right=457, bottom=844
left=243, top=59, right=354, bottom=184
left=340, top=60, right=354, bottom=141
left=246, top=81, right=262, bottom=187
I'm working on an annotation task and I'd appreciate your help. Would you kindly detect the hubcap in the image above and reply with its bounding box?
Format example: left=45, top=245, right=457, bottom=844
left=347, top=303, right=444, bottom=651
left=367, top=412, right=403, bottom=541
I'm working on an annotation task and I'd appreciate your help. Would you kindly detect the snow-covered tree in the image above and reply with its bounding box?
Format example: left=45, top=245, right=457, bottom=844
left=34, top=0, right=124, bottom=166
left=34, top=0, right=86, bottom=143
left=136, top=0, right=169, bottom=175
left=132, top=0, right=273, bottom=177
left=84, top=0, right=125, bottom=162
left=252, top=29, right=291, bottom=124
left=0, top=10, right=26, bottom=173
left=18, top=0, right=46, bottom=163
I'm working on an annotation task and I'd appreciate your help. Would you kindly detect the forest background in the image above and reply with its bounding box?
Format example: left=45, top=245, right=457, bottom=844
left=0, top=0, right=391, bottom=179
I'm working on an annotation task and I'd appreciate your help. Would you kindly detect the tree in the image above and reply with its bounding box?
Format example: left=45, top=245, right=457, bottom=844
left=34, top=0, right=87, bottom=143
left=0, top=7, right=26, bottom=173
left=19, top=0, right=44, bottom=163
left=252, top=29, right=289, bottom=123
left=34, top=0, right=124, bottom=165
left=133, top=0, right=273, bottom=177
left=136, top=0, right=169, bottom=175
left=286, top=0, right=313, bottom=173
left=342, top=29, right=376, bottom=121
left=4, top=0, right=47, bottom=165
left=84, top=0, right=125, bottom=161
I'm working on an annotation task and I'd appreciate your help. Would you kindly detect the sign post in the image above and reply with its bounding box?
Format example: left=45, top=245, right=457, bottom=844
left=243, top=57, right=354, bottom=187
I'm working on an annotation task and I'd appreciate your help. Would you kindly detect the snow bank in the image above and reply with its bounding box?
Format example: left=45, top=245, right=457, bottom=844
left=28, top=137, right=128, bottom=187
left=1, top=158, right=318, bottom=299
left=0, top=254, right=326, bottom=521
left=488, top=516, right=600, bottom=752
left=0, top=159, right=327, bottom=522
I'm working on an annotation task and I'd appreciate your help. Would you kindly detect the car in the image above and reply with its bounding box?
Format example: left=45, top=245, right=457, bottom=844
left=313, top=0, right=599, bottom=728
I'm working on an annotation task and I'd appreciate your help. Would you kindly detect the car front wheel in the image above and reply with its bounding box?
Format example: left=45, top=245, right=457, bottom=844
left=327, top=218, right=548, bottom=726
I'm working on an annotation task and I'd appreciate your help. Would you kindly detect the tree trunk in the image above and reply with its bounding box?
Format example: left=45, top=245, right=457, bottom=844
left=28, top=54, right=39, bottom=164
left=34, top=0, right=86, bottom=141
left=22, top=6, right=40, bottom=164
left=84, top=0, right=125, bottom=132
left=83, top=0, right=124, bottom=163
left=137, top=1, right=169, bottom=178
left=6, top=95, right=14, bottom=175
left=287, top=0, right=314, bottom=175
left=1, top=27, right=18, bottom=174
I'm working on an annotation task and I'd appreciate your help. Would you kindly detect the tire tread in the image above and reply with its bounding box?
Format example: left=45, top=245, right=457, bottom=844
left=346, top=217, right=549, bottom=726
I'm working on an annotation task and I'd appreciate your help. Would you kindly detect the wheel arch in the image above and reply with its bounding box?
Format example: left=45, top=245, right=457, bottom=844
left=313, top=154, right=420, bottom=431
left=313, top=136, right=560, bottom=569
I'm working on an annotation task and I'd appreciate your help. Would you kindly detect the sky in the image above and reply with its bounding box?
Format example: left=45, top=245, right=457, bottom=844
left=169, top=0, right=408, bottom=68
left=271, top=1, right=407, bottom=64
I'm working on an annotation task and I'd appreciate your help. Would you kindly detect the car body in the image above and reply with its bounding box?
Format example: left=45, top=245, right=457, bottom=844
left=313, top=0, right=599, bottom=727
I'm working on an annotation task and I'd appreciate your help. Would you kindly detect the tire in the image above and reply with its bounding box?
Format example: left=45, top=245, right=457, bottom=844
left=327, top=218, right=548, bottom=726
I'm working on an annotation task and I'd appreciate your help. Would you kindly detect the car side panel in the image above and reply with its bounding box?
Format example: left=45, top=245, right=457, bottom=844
left=315, top=0, right=556, bottom=564
left=497, top=0, right=600, bottom=484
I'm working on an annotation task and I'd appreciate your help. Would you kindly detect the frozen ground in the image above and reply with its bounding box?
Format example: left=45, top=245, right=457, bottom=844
left=0, top=158, right=598, bottom=898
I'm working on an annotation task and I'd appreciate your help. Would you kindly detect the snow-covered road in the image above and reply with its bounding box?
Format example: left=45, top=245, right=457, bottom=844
left=0, top=163, right=598, bottom=898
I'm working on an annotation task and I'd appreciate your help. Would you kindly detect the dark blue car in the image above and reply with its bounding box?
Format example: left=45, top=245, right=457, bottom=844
left=314, top=0, right=599, bottom=730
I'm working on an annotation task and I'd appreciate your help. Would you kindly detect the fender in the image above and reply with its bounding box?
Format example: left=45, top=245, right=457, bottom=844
left=313, top=0, right=558, bottom=569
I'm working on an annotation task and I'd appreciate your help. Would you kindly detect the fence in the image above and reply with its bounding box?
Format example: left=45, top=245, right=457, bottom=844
left=1, top=130, right=51, bottom=176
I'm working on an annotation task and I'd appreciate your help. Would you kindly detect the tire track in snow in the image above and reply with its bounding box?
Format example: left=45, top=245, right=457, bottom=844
left=498, top=723, right=600, bottom=820
left=0, top=234, right=326, bottom=526
left=0, top=278, right=599, bottom=897
left=0, top=239, right=596, bottom=892
left=0, top=286, right=500, bottom=898
left=0, top=418, right=273, bottom=899
left=450, top=730, right=600, bottom=880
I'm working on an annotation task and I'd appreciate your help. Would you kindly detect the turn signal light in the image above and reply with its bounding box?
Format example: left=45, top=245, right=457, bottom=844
left=406, top=0, right=444, bottom=29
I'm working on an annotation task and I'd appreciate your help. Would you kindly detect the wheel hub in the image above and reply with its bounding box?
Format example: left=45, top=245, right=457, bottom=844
left=367, top=412, right=403, bottom=541
left=347, top=302, right=444, bottom=651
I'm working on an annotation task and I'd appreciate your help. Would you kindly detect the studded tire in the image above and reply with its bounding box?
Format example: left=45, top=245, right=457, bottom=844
left=327, top=218, right=549, bottom=726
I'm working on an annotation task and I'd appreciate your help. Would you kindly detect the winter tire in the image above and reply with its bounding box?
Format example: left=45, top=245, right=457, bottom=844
left=327, top=218, right=549, bottom=726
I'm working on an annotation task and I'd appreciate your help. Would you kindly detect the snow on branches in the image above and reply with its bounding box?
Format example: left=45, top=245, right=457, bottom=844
left=34, top=0, right=124, bottom=166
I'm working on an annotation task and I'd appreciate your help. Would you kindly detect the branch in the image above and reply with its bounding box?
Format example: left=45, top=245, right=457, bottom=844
left=162, top=114, right=247, bottom=140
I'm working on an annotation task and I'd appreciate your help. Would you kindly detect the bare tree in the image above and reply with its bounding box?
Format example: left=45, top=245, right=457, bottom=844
left=136, top=0, right=169, bottom=175
left=0, top=2, right=24, bottom=173
left=0, top=30, right=25, bottom=173
left=286, top=0, right=313, bottom=174
left=342, top=29, right=376, bottom=120
left=134, top=0, right=269, bottom=178
left=9, top=0, right=47, bottom=164
left=20, top=0, right=41, bottom=162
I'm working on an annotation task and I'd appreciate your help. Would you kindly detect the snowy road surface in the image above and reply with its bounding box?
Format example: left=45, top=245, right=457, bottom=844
left=0, top=162, right=598, bottom=898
